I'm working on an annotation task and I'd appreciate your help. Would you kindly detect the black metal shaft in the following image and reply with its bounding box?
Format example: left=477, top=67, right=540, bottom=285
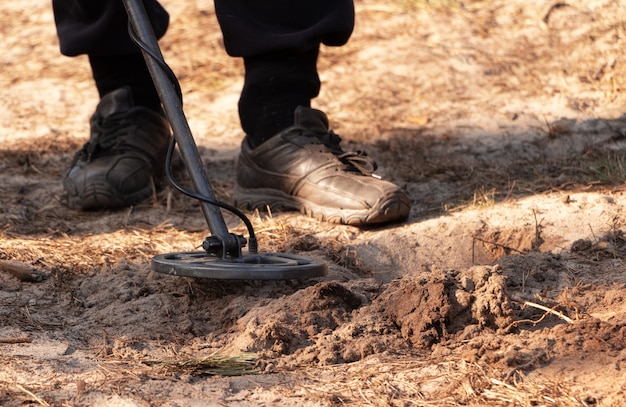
left=122, top=0, right=237, bottom=251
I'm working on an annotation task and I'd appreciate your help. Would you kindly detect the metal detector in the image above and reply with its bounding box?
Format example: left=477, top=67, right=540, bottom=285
left=122, top=0, right=327, bottom=279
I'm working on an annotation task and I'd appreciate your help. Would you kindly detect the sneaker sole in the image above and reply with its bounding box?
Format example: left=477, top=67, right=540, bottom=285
left=234, top=186, right=410, bottom=226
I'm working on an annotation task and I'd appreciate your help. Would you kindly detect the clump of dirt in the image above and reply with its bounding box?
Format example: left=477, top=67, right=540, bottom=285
left=232, top=282, right=363, bottom=354
left=372, top=265, right=513, bottom=348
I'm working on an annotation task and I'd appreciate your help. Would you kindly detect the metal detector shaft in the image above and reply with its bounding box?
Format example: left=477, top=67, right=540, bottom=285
left=122, top=0, right=238, bottom=252
left=120, top=0, right=328, bottom=279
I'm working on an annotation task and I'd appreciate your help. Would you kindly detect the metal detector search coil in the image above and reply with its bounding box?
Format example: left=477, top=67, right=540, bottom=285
left=152, top=252, right=328, bottom=280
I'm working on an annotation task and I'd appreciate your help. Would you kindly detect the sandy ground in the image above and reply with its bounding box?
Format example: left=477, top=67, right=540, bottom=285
left=2, top=0, right=626, bottom=405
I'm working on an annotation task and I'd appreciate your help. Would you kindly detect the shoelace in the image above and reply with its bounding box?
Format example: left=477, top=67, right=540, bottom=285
left=89, top=114, right=134, bottom=156
left=318, top=130, right=378, bottom=175
left=71, top=114, right=134, bottom=164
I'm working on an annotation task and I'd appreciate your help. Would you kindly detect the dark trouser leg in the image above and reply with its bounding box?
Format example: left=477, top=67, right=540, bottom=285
left=215, top=0, right=355, bottom=147
left=52, top=0, right=169, bottom=110
left=52, top=0, right=169, bottom=56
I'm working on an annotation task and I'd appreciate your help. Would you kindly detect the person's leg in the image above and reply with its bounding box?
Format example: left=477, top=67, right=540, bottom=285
left=215, top=0, right=411, bottom=225
left=238, top=48, right=320, bottom=148
left=215, top=0, right=354, bottom=148
left=53, top=0, right=172, bottom=209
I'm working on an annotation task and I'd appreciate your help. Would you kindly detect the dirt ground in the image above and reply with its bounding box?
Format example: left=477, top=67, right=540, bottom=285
left=3, top=0, right=626, bottom=405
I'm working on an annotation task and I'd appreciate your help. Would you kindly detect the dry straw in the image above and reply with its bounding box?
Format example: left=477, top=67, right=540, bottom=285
left=142, top=352, right=258, bottom=376
left=292, top=357, right=589, bottom=406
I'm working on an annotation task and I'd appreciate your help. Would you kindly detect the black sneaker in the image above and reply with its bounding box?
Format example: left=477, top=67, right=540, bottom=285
left=235, top=106, right=411, bottom=226
left=63, top=87, right=171, bottom=210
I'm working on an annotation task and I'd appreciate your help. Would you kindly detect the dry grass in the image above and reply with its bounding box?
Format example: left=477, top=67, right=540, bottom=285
left=292, top=357, right=589, bottom=406
left=399, top=0, right=493, bottom=10
left=141, top=352, right=258, bottom=376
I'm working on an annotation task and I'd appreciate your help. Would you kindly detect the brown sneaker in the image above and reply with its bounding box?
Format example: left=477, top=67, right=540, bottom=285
left=63, top=87, right=171, bottom=210
left=235, top=106, right=411, bottom=226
